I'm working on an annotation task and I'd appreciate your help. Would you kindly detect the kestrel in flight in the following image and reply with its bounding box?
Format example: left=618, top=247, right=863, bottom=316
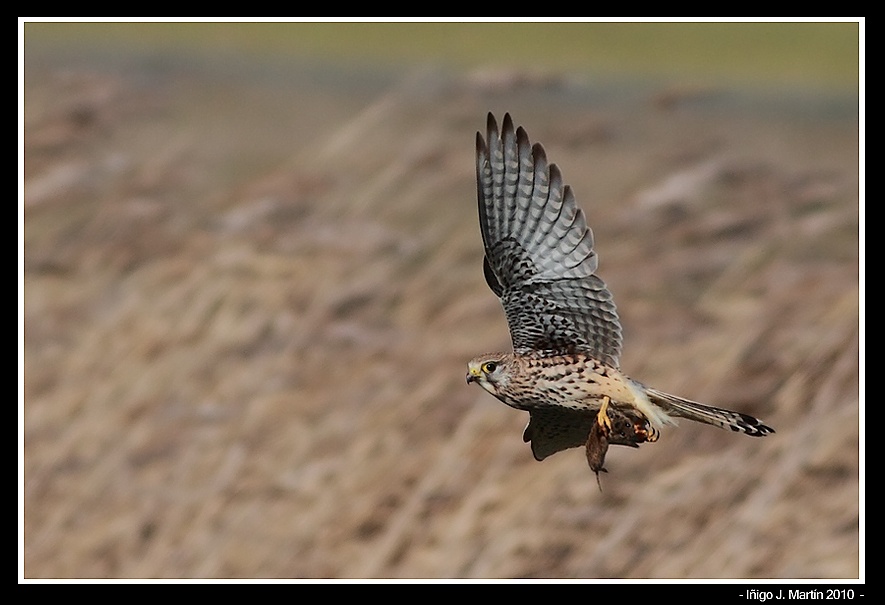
left=466, top=113, right=774, bottom=477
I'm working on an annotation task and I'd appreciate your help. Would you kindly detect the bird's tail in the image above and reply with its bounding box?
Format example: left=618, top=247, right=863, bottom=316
left=645, top=388, right=775, bottom=437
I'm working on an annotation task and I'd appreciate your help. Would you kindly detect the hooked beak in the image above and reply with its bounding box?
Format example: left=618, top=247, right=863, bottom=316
left=466, top=365, right=482, bottom=384
left=466, top=373, right=476, bottom=384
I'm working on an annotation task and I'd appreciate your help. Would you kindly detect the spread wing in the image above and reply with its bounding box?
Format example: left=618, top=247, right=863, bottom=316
left=476, top=113, right=622, bottom=367
left=523, top=408, right=597, bottom=461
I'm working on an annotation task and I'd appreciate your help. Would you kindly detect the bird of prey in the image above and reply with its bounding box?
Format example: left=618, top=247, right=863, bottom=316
left=466, top=113, right=774, bottom=477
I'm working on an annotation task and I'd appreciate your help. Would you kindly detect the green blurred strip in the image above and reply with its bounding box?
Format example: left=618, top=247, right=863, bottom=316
left=25, top=21, right=859, bottom=92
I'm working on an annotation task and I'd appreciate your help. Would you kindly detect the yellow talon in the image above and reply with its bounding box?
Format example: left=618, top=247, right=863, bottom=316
left=596, top=395, right=613, bottom=432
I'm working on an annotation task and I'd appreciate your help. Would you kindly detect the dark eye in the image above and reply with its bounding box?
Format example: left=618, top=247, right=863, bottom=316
left=482, top=361, right=498, bottom=374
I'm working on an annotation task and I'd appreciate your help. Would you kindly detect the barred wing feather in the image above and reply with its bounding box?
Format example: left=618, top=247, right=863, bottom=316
left=476, top=113, right=622, bottom=367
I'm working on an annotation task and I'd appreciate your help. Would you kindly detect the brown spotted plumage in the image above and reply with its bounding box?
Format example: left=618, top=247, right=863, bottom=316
left=466, top=113, right=774, bottom=476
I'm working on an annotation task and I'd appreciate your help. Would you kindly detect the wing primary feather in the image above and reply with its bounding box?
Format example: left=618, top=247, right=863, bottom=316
left=513, top=142, right=549, bottom=254
left=488, top=115, right=506, bottom=245
left=509, top=128, right=534, bottom=252
left=476, top=130, right=493, bottom=252
left=501, top=115, right=520, bottom=241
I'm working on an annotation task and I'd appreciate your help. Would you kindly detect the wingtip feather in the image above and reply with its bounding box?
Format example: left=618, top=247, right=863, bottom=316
left=501, top=112, right=513, bottom=133
left=487, top=111, right=499, bottom=134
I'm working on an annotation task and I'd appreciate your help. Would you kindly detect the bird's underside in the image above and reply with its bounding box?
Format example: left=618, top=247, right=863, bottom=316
left=466, top=112, right=774, bottom=479
left=523, top=403, right=657, bottom=477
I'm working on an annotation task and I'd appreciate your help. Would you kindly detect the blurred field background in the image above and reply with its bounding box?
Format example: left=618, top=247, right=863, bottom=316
left=21, top=20, right=861, bottom=580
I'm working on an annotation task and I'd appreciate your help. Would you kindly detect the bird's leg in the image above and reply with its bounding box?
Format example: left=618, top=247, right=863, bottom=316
left=596, top=395, right=613, bottom=434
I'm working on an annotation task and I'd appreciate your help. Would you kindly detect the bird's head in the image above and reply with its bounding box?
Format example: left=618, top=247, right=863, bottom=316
left=466, top=353, right=514, bottom=395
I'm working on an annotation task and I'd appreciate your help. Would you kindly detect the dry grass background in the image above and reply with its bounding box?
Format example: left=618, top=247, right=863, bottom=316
left=22, top=26, right=860, bottom=580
